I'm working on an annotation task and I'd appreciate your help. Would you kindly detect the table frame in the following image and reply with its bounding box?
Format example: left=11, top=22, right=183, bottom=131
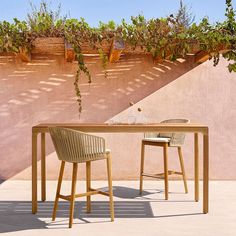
left=32, top=123, right=209, bottom=214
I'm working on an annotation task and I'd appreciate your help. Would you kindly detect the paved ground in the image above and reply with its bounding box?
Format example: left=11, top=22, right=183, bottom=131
left=0, top=180, right=235, bottom=235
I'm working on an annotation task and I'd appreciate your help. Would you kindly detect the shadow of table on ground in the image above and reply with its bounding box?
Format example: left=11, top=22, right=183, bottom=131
left=0, top=200, right=153, bottom=233
left=0, top=199, right=203, bottom=233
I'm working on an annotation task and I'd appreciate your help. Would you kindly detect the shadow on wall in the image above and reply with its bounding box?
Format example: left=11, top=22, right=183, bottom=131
left=0, top=53, right=196, bottom=181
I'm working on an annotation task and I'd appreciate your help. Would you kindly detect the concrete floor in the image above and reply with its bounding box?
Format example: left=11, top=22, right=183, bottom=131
left=0, top=180, right=236, bottom=236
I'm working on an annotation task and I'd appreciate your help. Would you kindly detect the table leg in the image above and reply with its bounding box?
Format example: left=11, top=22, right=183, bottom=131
left=32, top=132, right=38, bottom=214
left=41, top=133, right=46, bottom=201
left=203, top=132, right=209, bottom=214
left=194, top=133, right=199, bottom=202
left=86, top=161, right=91, bottom=213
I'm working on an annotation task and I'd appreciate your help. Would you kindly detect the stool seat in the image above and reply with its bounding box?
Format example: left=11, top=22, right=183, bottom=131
left=143, top=137, right=171, bottom=143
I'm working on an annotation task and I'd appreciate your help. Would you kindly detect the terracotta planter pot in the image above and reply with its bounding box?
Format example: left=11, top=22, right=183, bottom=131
left=194, top=50, right=210, bottom=63
left=18, top=47, right=31, bottom=62
left=0, top=52, right=15, bottom=57
left=109, top=38, right=125, bottom=62
left=65, top=41, right=75, bottom=62
left=188, top=41, right=201, bottom=54
left=65, top=40, right=112, bottom=62
left=31, top=37, right=65, bottom=55
left=123, top=44, right=147, bottom=54
left=153, top=57, right=164, bottom=63
left=217, top=44, right=231, bottom=54
left=0, top=49, right=31, bottom=62
left=81, top=40, right=111, bottom=54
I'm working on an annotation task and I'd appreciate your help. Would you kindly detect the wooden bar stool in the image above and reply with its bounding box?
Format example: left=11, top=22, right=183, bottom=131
left=49, top=127, right=114, bottom=228
left=139, top=119, right=190, bottom=200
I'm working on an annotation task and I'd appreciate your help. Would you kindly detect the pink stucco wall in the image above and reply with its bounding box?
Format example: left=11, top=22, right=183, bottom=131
left=1, top=54, right=235, bottom=180
left=108, top=58, right=236, bottom=180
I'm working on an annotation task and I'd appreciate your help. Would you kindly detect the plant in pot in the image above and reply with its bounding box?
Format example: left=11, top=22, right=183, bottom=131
left=27, top=1, right=66, bottom=56
left=188, top=0, right=236, bottom=71
left=0, top=18, right=32, bottom=61
left=121, top=14, right=190, bottom=63
left=221, top=0, right=236, bottom=72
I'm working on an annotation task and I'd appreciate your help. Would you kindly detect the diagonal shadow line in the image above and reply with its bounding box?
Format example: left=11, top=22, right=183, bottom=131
left=154, top=212, right=203, bottom=218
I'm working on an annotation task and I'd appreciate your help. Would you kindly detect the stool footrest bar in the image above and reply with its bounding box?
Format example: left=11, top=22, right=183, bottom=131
left=58, top=189, right=110, bottom=201
left=142, top=171, right=183, bottom=179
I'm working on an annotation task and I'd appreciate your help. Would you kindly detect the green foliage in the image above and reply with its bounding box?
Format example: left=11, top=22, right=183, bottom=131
left=98, top=48, right=108, bottom=78
left=122, top=15, right=147, bottom=49
left=225, top=0, right=236, bottom=34
left=0, top=19, right=31, bottom=53
left=186, top=0, right=236, bottom=71
left=98, top=20, right=116, bottom=31
left=27, top=0, right=65, bottom=37
left=64, top=18, right=92, bottom=113
left=122, top=14, right=190, bottom=60
left=223, top=0, right=236, bottom=72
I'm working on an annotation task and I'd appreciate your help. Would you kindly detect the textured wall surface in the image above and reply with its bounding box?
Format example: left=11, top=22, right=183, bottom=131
left=1, top=54, right=235, bottom=180
left=108, top=58, right=236, bottom=180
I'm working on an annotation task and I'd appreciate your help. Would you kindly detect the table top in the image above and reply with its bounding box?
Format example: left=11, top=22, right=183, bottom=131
left=32, top=123, right=208, bottom=134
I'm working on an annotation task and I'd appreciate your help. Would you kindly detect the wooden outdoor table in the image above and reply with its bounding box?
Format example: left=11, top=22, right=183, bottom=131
left=32, top=123, right=209, bottom=214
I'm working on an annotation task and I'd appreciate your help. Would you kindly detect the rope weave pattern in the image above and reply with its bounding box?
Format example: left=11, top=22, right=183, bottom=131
left=145, top=119, right=190, bottom=147
left=49, top=127, right=107, bottom=163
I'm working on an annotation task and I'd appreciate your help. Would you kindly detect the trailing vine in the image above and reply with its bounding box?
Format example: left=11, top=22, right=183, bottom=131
left=222, top=0, right=236, bottom=72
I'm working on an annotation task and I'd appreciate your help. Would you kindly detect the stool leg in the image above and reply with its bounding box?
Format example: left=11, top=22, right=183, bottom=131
left=52, top=161, right=65, bottom=221
left=86, top=161, right=91, bottom=213
left=178, top=147, right=188, bottom=193
left=139, top=141, right=145, bottom=195
left=107, top=154, right=114, bottom=222
left=163, top=144, right=168, bottom=200
left=69, top=163, right=78, bottom=228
